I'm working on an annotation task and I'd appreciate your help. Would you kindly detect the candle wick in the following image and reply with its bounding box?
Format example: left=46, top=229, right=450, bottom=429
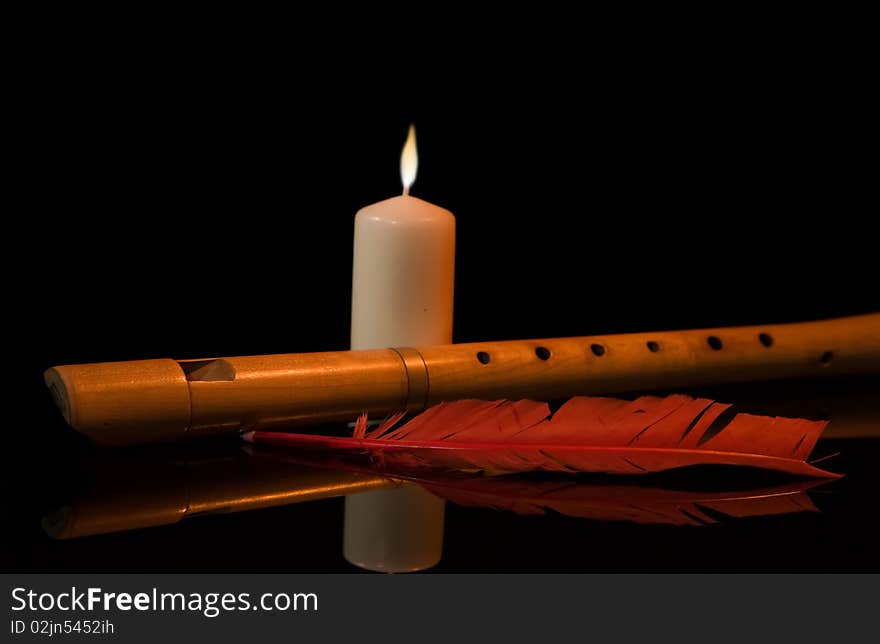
left=402, top=186, right=410, bottom=196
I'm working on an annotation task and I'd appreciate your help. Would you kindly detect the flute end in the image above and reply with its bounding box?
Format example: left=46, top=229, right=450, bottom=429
left=44, top=367, right=73, bottom=425
left=41, top=359, right=192, bottom=445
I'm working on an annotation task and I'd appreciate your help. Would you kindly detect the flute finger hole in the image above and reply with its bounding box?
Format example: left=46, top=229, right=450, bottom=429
left=758, top=333, right=773, bottom=347
left=535, top=347, right=551, bottom=361
left=707, top=336, right=723, bottom=351
left=590, top=344, right=606, bottom=357
left=820, top=351, right=833, bottom=366
left=476, top=351, right=491, bottom=365
left=646, top=341, right=660, bottom=353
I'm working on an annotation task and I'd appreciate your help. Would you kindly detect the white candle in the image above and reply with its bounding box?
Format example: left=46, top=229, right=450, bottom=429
left=344, top=125, right=454, bottom=572
left=350, top=126, right=455, bottom=349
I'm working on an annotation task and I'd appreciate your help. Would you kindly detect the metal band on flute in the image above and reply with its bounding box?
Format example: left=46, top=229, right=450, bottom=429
left=390, top=347, right=430, bottom=413
left=44, top=314, right=880, bottom=446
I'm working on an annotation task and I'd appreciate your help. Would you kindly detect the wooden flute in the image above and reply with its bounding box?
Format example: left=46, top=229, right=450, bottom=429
left=45, top=313, right=880, bottom=446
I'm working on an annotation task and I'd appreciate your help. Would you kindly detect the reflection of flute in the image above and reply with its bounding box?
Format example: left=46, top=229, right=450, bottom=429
left=45, top=314, right=880, bottom=446
left=43, top=452, right=395, bottom=539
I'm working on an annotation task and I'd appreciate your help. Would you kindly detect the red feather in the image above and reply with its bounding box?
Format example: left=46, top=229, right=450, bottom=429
left=245, top=395, right=839, bottom=478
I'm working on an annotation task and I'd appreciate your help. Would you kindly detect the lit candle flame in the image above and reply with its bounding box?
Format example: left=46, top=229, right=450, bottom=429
left=400, top=124, right=418, bottom=195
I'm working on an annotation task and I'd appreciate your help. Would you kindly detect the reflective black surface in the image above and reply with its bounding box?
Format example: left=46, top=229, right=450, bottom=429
left=10, top=41, right=878, bottom=574
left=4, top=378, right=879, bottom=573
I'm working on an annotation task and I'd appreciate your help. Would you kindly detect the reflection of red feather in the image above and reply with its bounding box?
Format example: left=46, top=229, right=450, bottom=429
left=245, top=448, right=830, bottom=526
left=420, top=478, right=825, bottom=526
left=245, top=395, right=839, bottom=478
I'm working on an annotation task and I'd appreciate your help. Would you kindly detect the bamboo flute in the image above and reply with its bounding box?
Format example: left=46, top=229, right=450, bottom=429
left=45, top=313, right=880, bottom=446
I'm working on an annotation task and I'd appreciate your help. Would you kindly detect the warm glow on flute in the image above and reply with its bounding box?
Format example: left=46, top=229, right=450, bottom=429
left=44, top=314, right=880, bottom=446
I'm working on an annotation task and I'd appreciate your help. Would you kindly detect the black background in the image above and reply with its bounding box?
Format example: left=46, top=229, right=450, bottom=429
left=15, top=25, right=876, bottom=372
left=6, top=20, right=878, bottom=572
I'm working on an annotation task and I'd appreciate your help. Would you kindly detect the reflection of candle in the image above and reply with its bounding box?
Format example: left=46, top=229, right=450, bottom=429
left=344, top=125, right=452, bottom=572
